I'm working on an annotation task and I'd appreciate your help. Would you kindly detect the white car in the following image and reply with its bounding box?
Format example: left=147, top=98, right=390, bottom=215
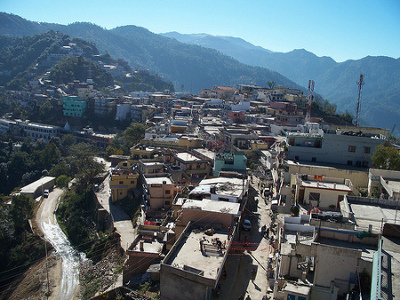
left=43, top=189, right=49, bottom=198
left=242, top=219, right=252, bottom=230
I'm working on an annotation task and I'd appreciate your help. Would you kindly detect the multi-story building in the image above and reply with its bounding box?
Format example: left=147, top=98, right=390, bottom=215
left=62, top=95, right=86, bottom=117
left=143, top=175, right=181, bottom=210
left=213, top=151, right=247, bottom=176
left=17, top=120, right=60, bottom=142
left=287, top=126, right=386, bottom=168
left=110, top=165, right=139, bottom=202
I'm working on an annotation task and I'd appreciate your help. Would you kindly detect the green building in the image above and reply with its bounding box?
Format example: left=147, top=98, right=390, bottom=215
left=62, top=95, right=86, bottom=117
left=213, top=151, right=247, bottom=176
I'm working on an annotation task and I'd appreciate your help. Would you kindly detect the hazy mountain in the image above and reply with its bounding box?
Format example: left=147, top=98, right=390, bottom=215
left=162, top=32, right=400, bottom=134
left=0, top=13, right=303, bottom=95
left=1, top=13, right=399, bottom=133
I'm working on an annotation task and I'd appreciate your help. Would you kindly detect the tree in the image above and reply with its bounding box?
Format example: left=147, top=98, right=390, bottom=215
left=267, top=81, right=275, bottom=89
left=10, top=194, right=34, bottom=235
left=56, top=175, right=71, bottom=188
left=61, top=134, right=76, bottom=151
left=67, top=143, right=105, bottom=191
left=41, top=143, right=61, bottom=169
left=371, top=145, right=400, bottom=170
left=121, top=123, right=146, bottom=154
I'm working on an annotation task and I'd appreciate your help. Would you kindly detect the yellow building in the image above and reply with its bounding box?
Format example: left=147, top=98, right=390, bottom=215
left=110, top=168, right=139, bottom=202
left=130, top=146, right=161, bottom=161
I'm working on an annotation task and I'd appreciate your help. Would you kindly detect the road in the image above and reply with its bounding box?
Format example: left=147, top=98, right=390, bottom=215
left=36, top=188, right=82, bottom=300
left=96, top=175, right=137, bottom=252
left=214, top=175, right=274, bottom=300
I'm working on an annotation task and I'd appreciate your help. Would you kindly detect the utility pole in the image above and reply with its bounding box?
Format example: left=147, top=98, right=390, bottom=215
left=305, top=80, right=315, bottom=123
left=355, top=74, right=364, bottom=127
left=44, top=241, right=50, bottom=299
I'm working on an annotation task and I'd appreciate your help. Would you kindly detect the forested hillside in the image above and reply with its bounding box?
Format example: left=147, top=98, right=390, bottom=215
left=0, top=13, right=305, bottom=94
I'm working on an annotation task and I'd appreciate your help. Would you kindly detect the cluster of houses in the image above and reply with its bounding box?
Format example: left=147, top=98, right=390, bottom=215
left=3, top=75, right=400, bottom=299
left=90, top=84, right=397, bottom=300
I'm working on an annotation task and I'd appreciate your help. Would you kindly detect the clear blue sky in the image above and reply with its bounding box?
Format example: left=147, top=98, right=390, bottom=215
left=1, top=0, right=399, bottom=62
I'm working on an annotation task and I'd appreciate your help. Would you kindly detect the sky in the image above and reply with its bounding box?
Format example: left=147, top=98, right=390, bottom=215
left=1, top=0, right=400, bottom=62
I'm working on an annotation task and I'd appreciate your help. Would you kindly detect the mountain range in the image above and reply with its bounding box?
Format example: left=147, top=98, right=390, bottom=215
left=162, top=32, right=400, bottom=134
left=0, top=12, right=399, bottom=134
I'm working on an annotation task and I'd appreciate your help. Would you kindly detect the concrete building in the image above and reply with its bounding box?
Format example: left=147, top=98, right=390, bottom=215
left=294, top=174, right=353, bottom=209
left=123, top=224, right=168, bottom=283
left=137, top=161, right=165, bottom=176
left=368, top=168, right=400, bottom=200
left=175, top=199, right=240, bottom=231
left=115, top=103, right=131, bottom=120
left=160, top=222, right=233, bottom=300
left=168, top=151, right=211, bottom=183
left=62, top=95, right=86, bottom=117
left=274, top=214, right=379, bottom=300
left=213, top=151, right=247, bottom=176
left=18, top=176, right=55, bottom=199
left=285, top=160, right=369, bottom=192
left=17, top=120, right=60, bottom=142
left=109, top=167, right=139, bottom=202
left=189, top=177, right=248, bottom=203
left=143, top=175, right=181, bottom=210
left=287, top=128, right=386, bottom=168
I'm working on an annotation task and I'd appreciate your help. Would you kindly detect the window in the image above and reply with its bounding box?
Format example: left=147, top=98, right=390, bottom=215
left=348, top=146, right=356, bottom=152
left=119, top=181, right=123, bottom=184
left=165, top=190, right=171, bottom=194
left=364, top=147, right=371, bottom=154
left=347, top=160, right=353, bottom=166
left=130, top=181, right=135, bottom=184
left=309, top=192, right=320, bottom=201
left=311, top=157, right=316, bottom=162
left=165, top=201, right=170, bottom=206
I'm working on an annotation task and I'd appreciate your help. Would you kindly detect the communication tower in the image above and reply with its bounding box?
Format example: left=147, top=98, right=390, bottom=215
left=306, top=80, right=315, bottom=122
left=355, top=74, right=364, bottom=127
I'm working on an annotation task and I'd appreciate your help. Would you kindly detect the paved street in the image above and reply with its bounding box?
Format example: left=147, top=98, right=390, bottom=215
left=213, top=175, right=274, bottom=300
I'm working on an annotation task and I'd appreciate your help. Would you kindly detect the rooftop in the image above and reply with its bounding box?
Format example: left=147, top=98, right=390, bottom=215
left=20, top=176, right=55, bottom=194
left=349, top=203, right=400, bottom=233
left=175, top=152, right=202, bottom=162
left=301, top=180, right=352, bottom=192
left=316, top=237, right=376, bottom=262
left=145, top=176, right=172, bottom=185
left=130, top=236, right=163, bottom=254
left=165, top=228, right=229, bottom=280
left=182, top=199, right=240, bottom=216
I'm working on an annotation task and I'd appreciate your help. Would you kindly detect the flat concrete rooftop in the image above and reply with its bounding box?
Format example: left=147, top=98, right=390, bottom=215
left=145, top=176, right=172, bottom=185
left=176, top=152, right=201, bottom=162
left=316, top=237, right=376, bottom=262
left=131, top=237, right=163, bottom=254
left=165, top=229, right=228, bottom=280
left=350, top=203, right=400, bottom=233
left=182, top=199, right=240, bottom=215
left=301, top=180, right=352, bottom=192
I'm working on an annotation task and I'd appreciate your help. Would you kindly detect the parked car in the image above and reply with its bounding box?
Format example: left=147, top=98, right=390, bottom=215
left=43, top=189, right=49, bottom=198
left=242, top=219, right=252, bottom=230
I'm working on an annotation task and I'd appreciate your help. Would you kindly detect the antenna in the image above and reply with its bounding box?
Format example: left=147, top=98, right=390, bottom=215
left=355, top=74, right=364, bottom=127
left=306, top=80, right=315, bottom=122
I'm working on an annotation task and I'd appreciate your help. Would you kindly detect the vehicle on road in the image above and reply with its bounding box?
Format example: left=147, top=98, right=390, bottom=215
left=43, top=189, right=49, bottom=198
left=242, top=219, right=252, bottom=230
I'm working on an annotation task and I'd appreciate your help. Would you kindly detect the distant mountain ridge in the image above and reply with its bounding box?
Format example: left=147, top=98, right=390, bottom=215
left=0, top=12, right=399, bottom=134
left=0, top=12, right=304, bottom=95
left=162, top=32, right=400, bottom=134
